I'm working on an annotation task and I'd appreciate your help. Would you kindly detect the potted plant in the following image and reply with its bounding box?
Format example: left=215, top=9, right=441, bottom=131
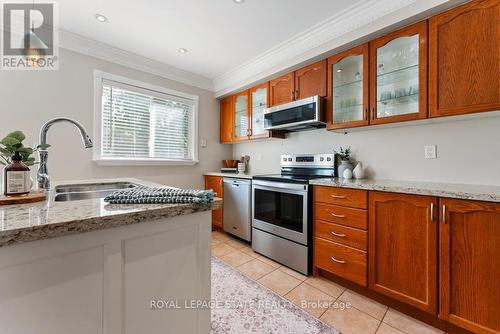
left=335, top=146, right=353, bottom=178
left=1, top=131, right=48, bottom=190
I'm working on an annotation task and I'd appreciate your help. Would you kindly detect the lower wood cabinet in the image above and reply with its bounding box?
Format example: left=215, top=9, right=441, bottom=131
left=204, top=176, right=223, bottom=229
left=368, top=191, right=438, bottom=314
left=439, top=198, right=500, bottom=334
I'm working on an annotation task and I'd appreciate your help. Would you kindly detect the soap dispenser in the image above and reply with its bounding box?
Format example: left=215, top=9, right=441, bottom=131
left=3, top=151, right=30, bottom=196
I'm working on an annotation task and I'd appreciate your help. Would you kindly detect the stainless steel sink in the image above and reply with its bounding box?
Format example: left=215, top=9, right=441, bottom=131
left=54, top=182, right=138, bottom=202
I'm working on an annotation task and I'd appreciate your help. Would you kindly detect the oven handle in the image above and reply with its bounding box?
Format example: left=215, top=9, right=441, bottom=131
left=252, top=180, right=308, bottom=193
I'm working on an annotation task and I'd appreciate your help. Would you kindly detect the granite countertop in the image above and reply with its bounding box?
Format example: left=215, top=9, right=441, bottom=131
left=0, top=178, right=222, bottom=248
left=204, top=172, right=256, bottom=179
left=310, top=178, right=500, bottom=203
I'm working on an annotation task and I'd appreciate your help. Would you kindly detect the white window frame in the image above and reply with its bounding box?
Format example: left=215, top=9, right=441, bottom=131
left=93, top=70, right=199, bottom=166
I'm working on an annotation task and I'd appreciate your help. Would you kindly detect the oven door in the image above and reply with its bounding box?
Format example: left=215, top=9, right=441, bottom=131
left=252, top=180, right=308, bottom=245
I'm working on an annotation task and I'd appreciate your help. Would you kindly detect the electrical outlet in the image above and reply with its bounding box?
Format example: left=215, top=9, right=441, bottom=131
left=425, top=145, right=437, bottom=159
left=200, top=139, right=207, bottom=148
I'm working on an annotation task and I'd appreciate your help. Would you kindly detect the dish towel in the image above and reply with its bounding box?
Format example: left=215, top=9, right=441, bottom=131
left=104, top=186, right=216, bottom=204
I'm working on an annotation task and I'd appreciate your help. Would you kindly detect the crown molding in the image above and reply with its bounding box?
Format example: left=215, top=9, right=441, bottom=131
left=213, top=0, right=462, bottom=97
left=58, top=30, right=214, bottom=91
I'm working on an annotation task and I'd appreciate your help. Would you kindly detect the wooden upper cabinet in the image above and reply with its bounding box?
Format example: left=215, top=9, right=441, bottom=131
left=327, top=44, right=370, bottom=130
left=369, top=191, right=438, bottom=314
left=270, top=72, right=295, bottom=106
left=232, top=90, right=251, bottom=141
left=249, top=82, right=270, bottom=139
left=294, top=60, right=327, bottom=100
left=430, top=0, right=500, bottom=118
left=370, top=21, right=428, bottom=125
left=439, top=198, right=500, bottom=334
left=220, top=96, right=233, bottom=143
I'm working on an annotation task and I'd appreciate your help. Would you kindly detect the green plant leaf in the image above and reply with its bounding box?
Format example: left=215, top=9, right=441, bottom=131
left=36, top=143, right=51, bottom=150
left=0, top=147, right=12, bottom=156
left=0, top=136, right=21, bottom=147
left=4, top=131, right=26, bottom=142
left=17, top=146, right=33, bottom=155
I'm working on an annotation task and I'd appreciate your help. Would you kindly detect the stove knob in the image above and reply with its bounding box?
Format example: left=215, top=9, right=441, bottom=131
left=288, top=158, right=292, bottom=161
left=327, top=157, right=332, bottom=162
left=320, top=157, right=324, bottom=162
left=283, top=157, right=287, bottom=162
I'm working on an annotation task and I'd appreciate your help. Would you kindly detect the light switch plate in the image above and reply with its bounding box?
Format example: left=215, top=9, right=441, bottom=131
left=425, top=145, right=437, bottom=159
left=200, top=139, right=207, bottom=148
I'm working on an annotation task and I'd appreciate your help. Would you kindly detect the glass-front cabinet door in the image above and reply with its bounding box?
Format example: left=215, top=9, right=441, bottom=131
left=327, top=44, right=369, bottom=129
left=233, top=90, right=250, bottom=141
left=249, top=83, right=269, bottom=138
left=370, top=21, right=428, bottom=124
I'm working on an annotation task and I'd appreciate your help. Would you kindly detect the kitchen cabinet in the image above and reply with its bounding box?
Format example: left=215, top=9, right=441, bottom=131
left=220, top=96, right=233, bottom=143
left=314, top=186, right=368, bottom=286
left=439, top=198, right=500, bottom=334
left=429, top=0, right=500, bottom=118
left=369, top=191, right=437, bottom=313
left=270, top=60, right=327, bottom=106
left=232, top=90, right=251, bottom=141
left=294, top=60, right=327, bottom=100
left=327, top=44, right=370, bottom=130
left=370, top=21, right=428, bottom=125
left=270, top=72, right=295, bottom=106
left=204, top=176, right=224, bottom=229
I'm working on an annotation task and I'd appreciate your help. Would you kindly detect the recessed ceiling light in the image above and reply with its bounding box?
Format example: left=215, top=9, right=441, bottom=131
left=233, top=0, right=245, bottom=3
left=94, top=14, right=108, bottom=23
left=178, top=48, right=188, bottom=54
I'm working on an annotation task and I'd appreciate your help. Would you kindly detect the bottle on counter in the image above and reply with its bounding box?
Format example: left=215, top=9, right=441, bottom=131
left=3, top=151, right=31, bottom=196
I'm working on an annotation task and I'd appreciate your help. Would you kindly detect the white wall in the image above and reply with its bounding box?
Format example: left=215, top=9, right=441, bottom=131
left=233, top=115, right=500, bottom=186
left=0, top=48, right=231, bottom=188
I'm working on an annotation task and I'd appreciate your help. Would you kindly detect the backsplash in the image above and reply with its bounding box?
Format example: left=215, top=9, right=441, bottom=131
left=233, top=115, right=500, bottom=186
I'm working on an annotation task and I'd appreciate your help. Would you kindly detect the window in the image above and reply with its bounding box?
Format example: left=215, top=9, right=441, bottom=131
left=94, top=71, right=198, bottom=165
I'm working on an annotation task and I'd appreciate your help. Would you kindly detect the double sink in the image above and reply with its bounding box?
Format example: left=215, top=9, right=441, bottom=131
left=54, top=182, right=138, bottom=202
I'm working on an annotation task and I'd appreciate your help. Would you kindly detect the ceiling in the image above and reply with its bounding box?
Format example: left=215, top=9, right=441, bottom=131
left=57, top=0, right=362, bottom=80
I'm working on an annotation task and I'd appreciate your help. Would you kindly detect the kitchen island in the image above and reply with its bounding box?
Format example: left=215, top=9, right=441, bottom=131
left=0, top=179, right=221, bottom=334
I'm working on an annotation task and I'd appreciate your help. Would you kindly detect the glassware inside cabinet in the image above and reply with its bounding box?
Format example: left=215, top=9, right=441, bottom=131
left=376, top=34, right=419, bottom=118
left=234, top=94, right=248, bottom=138
left=332, top=54, right=364, bottom=124
left=251, top=87, right=267, bottom=136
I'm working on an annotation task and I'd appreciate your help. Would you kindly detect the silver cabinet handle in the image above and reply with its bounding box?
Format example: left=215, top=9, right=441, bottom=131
left=331, top=257, right=346, bottom=264
left=442, top=204, right=447, bottom=224
left=330, top=212, right=346, bottom=218
left=331, top=231, right=346, bottom=237
left=330, top=194, right=347, bottom=199
left=430, top=202, right=434, bottom=222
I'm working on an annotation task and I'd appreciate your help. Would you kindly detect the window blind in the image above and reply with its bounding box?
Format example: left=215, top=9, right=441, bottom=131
left=101, top=80, right=195, bottom=161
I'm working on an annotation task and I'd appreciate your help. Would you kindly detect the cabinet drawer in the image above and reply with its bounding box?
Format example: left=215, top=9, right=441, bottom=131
left=314, top=237, right=367, bottom=286
left=315, top=203, right=367, bottom=230
left=315, top=220, right=367, bottom=250
left=315, top=186, right=367, bottom=209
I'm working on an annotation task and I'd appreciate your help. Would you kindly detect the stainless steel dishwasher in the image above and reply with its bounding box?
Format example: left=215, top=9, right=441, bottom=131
left=223, top=178, right=252, bottom=241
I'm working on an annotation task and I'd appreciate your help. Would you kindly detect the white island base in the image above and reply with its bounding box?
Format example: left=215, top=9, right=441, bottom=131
left=0, top=211, right=211, bottom=334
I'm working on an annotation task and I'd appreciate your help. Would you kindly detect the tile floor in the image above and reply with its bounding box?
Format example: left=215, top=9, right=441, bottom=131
left=212, top=230, right=445, bottom=334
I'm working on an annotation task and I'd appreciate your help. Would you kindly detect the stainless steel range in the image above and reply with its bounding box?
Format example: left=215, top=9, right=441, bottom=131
left=252, top=153, right=335, bottom=275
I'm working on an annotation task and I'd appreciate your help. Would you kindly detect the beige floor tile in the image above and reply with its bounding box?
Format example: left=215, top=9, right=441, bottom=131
left=254, top=254, right=282, bottom=268
left=304, top=276, right=345, bottom=299
left=225, top=238, right=250, bottom=250
left=376, top=323, right=405, bottom=334
left=239, top=245, right=259, bottom=258
left=220, top=250, right=254, bottom=267
left=211, top=238, right=223, bottom=246
left=284, top=283, right=336, bottom=318
left=258, top=270, right=302, bottom=296
left=279, top=266, right=308, bottom=281
left=212, top=231, right=231, bottom=242
left=320, top=305, right=380, bottom=334
left=212, top=243, right=237, bottom=257
left=237, top=259, right=276, bottom=280
left=338, top=290, right=388, bottom=320
left=383, top=309, right=444, bottom=334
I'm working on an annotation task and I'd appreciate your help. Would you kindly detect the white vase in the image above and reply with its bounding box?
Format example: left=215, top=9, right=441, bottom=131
left=343, top=168, right=353, bottom=179
left=353, top=162, right=365, bottom=179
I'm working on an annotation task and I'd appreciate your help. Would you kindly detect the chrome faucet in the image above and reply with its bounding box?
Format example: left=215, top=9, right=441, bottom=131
left=37, top=118, right=93, bottom=190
